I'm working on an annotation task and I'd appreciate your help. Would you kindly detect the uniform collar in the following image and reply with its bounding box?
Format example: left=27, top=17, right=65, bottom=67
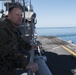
left=4, top=18, right=17, bottom=28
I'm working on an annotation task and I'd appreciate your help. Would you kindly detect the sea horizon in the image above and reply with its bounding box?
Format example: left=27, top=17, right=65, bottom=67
left=36, top=26, right=76, bottom=29
left=36, top=27, right=76, bottom=44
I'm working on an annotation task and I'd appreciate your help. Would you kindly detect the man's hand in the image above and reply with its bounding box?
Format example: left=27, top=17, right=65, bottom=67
left=26, top=62, right=38, bottom=72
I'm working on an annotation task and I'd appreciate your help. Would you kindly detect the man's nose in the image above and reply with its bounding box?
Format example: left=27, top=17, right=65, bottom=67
left=18, top=15, right=22, bottom=19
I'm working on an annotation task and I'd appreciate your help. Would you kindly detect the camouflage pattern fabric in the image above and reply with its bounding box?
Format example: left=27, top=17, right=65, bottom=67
left=0, top=19, right=31, bottom=75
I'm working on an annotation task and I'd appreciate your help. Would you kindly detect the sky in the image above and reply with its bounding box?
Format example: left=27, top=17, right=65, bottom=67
left=31, top=0, right=76, bottom=27
left=0, top=0, right=76, bottom=27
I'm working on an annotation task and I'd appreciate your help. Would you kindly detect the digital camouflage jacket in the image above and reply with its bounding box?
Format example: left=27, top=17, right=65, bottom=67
left=0, top=19, right=31, bottom=75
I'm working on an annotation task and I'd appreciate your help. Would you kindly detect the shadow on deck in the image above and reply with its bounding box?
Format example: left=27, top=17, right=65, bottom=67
left=45, top=51, right=76, bottom=75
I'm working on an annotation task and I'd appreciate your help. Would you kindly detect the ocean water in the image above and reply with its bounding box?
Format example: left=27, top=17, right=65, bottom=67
left=36, top=27, right=76, bottom=44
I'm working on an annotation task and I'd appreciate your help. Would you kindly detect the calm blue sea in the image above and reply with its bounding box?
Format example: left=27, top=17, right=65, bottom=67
left=36, top=27, right=76, bottom=44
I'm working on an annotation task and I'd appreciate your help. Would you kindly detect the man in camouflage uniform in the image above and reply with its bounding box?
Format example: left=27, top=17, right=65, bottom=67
left=0, top=5, right=38, bottom=75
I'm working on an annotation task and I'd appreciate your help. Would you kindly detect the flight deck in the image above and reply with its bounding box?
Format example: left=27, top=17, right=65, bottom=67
left=37, top=36, right=76, bottom=75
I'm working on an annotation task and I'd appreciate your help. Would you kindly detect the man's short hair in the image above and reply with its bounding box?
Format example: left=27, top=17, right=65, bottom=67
left=8, top=5, right=22, bottom=13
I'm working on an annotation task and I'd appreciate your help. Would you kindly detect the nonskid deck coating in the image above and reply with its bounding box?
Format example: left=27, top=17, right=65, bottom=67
left=36, top=36, right=76, bottom=75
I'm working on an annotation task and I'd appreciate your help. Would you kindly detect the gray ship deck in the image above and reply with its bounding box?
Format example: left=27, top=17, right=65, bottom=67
left=37, top=36, right=76, bottom=75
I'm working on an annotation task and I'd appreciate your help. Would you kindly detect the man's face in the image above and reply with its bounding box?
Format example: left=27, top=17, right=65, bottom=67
left=9, top=8, right=22, bottom=26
